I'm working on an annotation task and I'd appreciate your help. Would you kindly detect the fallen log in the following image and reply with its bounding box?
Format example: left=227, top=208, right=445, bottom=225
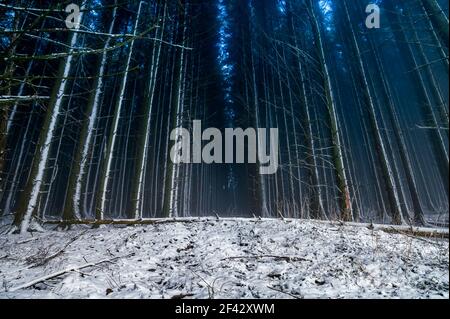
left=324, top=221, right=449, bottom=240
left=8, top=253, right=134, bottom=292
left=44, top=218, right=202, bottom=226
left=222, top=255, right=313, bottom=262
left=379, top=226, right=449, bottom=240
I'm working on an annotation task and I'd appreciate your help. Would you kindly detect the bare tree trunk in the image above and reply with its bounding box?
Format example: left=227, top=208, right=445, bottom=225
left=0, top=104, right=7, bottom=195
left=163, top=3, right=189, bottom=218
left=2, top=101, right=36, bottom=216
left=161, top=39, right=178, bottom=217
left=250, top=39, right=269, bottom=218
left=366, top=30, right=428, bottom=226
left=0, top=11, right=22, bottom=200
left=306, top=0, right=353, bottom=221
left=95, top=2, right=143, bottom=220
left=62, top=4, right=118, bottom=222
left=420, top=0, right=449, bottom=49
left=388, top=1, right=449, bottom=195
left=129, top=2, right=166, bottom=219
left=13, top=6, right=85, bottom=233
left=288, top=9, right=326, bottom=219
left=407, top=5, right=449, bottom=127
left=342, top=0, right=403, bottom=225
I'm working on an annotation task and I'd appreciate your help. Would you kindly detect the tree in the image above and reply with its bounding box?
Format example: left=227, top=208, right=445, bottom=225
left=129, top=1, right=167, bottom=219
left=341, top=0, right=403, bottom=224
left=306, top=0, right=353, bottom=221
left=62, top=3, right=119, bottom=222
left=420, top=0, right=449, bottom=49
left=163, top=2, right=189, bottom=218
left=95, top=1, right=144, bottom=220
left=13, top=3, right=86, bottom=233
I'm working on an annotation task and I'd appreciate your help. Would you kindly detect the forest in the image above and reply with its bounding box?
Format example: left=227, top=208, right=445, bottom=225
left=0, top=0, right=448, bottom=233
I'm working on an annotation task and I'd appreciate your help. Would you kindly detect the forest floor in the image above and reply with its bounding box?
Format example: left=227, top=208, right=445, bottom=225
left=0, top=219, right=448, bottom=299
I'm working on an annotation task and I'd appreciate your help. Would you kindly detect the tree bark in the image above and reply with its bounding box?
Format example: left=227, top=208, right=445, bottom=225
left=306, top=0, right=353, bottom=221
left=62, top=4, right=118, bottom=222
left=13, top=5, right=85, bottom=233
left=342, top=0, right=403, bottom=225
left=129, top=2, right=166, bottom=219
left=421, top=0, right=449, bottom=49
left=95, top=1, right=143, bottom=220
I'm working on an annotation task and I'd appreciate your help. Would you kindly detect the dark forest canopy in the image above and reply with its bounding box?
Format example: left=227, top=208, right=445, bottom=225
left=0, top=0, right=448, bottom=233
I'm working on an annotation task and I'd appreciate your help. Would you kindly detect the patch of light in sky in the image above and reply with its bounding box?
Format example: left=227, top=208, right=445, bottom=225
left=217, top=0, right=232, bottom=74
left=318, top=0, right=335, bottom=34
left=319, top=0, right=333, bottom=14
left=278, top=0, right=286, bottom=14
left=216, top=0, right=235, bottom=121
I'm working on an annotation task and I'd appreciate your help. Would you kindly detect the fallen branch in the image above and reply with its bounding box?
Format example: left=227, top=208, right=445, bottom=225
left=17, top=236, right=44, bottom=245
left=222, top=255, right=312, bottom=263
left=0, top=95, right=50, bottom=103
left=321, top=220, right=449, bottom=239
left=267, top=286, right=303, bottom=299
left=30, top=231, right=87, bottom=267
left=382, top=226, right=449, bottom=240
left=9, top=253, right=134, bottom=292
left=416, top=125, right=449, bottom=130
left=44, top=218, right=203, bottom=226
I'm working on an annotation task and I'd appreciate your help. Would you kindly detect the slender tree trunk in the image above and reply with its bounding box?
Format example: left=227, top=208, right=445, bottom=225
left=129, top=2, right=166, bottom=219
left=250, top=41, right=269, bottom=217
left=62, top=5, right=118, bottom=222
left=95, top=2, right=143, bottom=220
left=407, top=6, right=449, bottom=127
left=288, top=9, right=326, bottom=219
left=161, top=39, right=178, bottom=217
left=13, top=6, right=85, bottom=233
left=306, top=0, right=353, bottom=221
left=420, top=0, right=449, bottom=49
left=342, top=0, right=403, bottom=225
left=387, top=1, right=449, bottom=195
left=163, top=3, right=189, bottom=218
left=0, top=104, right=8, bottom=196
left=2, top=94, right=41, bottom=217
left=0, top=11, right=22, bottom=200
left=368, top=32, right=428, bottom=226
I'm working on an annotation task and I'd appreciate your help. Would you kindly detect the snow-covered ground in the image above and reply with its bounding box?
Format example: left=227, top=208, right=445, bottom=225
left=0, top=219, right=448, bottom=299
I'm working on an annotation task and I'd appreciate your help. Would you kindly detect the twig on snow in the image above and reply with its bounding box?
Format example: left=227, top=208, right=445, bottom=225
left=267, top=285, right=303, bottom=299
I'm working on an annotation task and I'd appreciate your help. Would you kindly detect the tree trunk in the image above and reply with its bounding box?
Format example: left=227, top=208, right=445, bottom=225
left=366, top=27, right=428, bottom=226
left=163, top=3, right=189, bottom=218
left=62, top=4, right=118, bottom=222
left=288, top=7, right=326, bottom=219
left=129, top=2, right=166, bottom=219
left=421, top=0, right=449, bottom=49
left=387, top=1, right=449, bottom=195
left=306, top=0, right=353, bottom=221
left=95, top=1, right=143, bottom=220
left=342, top=0, right=403, bottom=225
left=13, top=5, right=85, bottom=233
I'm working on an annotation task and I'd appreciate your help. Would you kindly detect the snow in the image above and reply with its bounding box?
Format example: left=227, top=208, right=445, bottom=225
left=0, top=219, right=448, bottom=299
